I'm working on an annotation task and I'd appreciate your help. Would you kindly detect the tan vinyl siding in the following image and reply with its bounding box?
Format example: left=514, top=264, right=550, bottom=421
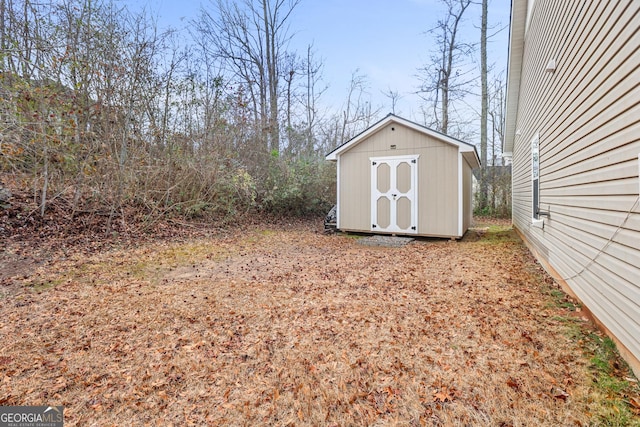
left=338, top=123, right=460, bottom=237
left=509, top=0, right=640, bottom=369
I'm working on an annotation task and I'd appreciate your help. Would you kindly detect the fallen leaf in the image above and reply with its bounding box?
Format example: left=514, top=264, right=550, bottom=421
left=551, top=387, right=570, bottom=401
left=433, top=391, right=449, bottom=402
left=506, top=378, right=520, bottom=391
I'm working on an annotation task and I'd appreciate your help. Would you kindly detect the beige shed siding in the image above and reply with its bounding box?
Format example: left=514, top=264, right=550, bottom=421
left=338, top=151, right=370, bottom=232
left=338, top=123, right=460, bottom=237
left=510, top=0, right=640, bottom=368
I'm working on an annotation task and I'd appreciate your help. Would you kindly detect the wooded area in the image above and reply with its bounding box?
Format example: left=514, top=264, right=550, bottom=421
left=0, top=0, right=509, bottom=235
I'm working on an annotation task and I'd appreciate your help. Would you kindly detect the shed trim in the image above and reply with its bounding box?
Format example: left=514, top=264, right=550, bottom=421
left=336, top=159, right=341, bottom=230
left=458, top=153, right=463, bottom=237
left=370, top=155, right=420, bottom=234
left=326, top=113, right=480, bottom=168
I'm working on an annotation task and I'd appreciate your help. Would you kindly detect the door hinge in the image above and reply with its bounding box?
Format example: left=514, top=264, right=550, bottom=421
left=372, top=161, right=377, bottom=166
left=411, top=226, right=416, bottom=230
left=372, top=224, right=377, bottom=228
left=411, top=159, right=417, bottom=164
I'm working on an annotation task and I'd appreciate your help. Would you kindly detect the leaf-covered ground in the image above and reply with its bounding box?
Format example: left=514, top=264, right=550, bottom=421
left=1, top=220, right=639, bottom=426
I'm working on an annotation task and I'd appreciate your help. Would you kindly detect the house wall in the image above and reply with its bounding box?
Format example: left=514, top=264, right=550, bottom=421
left=338, top=122, right=460, bottom=237
left=510, top=0, right=640, bottom=373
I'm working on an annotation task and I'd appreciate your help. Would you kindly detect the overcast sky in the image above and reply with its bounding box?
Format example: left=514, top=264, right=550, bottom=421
left=125, top=0, right=511, bottom=121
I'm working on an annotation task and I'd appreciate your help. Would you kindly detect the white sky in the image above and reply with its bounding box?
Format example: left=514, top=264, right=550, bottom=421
left=125, top=0, right=511, bottom=122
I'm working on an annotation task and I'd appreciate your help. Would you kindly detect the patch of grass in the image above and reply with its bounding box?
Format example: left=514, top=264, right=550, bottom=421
left=588, top=334, right=634, bottom=391
left=27, top=278, right=63, bottom=292
left=486, top=229, right=518, bottom=243
left=543, top=283, right=640, bottom=425
left=17, top=239, right=233, bottom=291
left=240, top=229, right=280, bottom=246
left=546, top=287, right=580, bottom=311
left=471, top=224, right=519, bottom=245
left=485, top=224, right=511, bottom=233
left=129, top=241, right=232, bottom=284
left=551, top=314, right=577, bottom=323
left=585, top=333, right=640, bottom=426
left=157, top=242, right=221, bottom=265
left=130, top=261, right=151, bottom=279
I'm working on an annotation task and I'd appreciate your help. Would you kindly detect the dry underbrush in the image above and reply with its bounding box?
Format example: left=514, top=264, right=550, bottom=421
left=1, top=221, right=638, bottom=426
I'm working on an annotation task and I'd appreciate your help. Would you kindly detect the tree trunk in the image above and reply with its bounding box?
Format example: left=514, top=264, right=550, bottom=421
left=40, top=143, right=48, bottom=217
left=0, top=0, right=5, bottom=71
left=479, top=0, right=489, bottom=210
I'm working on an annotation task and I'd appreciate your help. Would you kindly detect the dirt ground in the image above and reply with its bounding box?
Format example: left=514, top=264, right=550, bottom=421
left=1, top=220, right=638, bottom=426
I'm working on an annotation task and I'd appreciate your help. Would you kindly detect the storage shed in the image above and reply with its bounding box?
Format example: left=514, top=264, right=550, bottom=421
left=326, top=114, right=480, bottom=239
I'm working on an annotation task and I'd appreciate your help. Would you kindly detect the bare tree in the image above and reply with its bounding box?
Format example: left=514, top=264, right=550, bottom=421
left=281, top=51, right=299, bottom=150
left=195, top=0, right=300, bottom=154
left=280, top=43, right=327, bottom=157
left=488, top=74, right=509, bottom=215
left=417, top=0, right=473, bottom=134
left=382, top=87, right=402, bottom=115
left=339, top=70, right=381, bottom=145
left=302, top=43, right=325, bottom=153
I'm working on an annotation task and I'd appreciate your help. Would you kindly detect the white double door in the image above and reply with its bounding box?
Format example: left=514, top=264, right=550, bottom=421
left=370, top=155, right=418, bottom=234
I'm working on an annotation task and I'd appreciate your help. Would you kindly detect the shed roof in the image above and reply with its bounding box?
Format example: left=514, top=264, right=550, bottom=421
left=325, top=113, right=481, bottom=168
